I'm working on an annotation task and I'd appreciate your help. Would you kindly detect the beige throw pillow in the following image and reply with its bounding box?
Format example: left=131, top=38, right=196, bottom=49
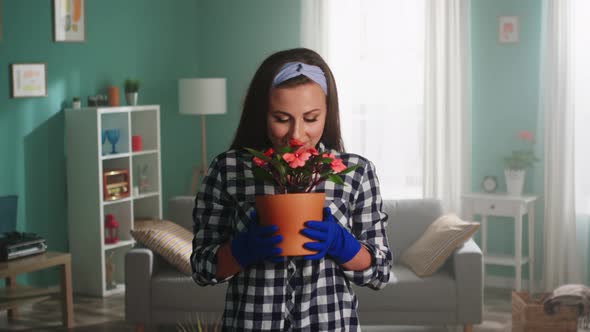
left=399, top=214, right=480, bottom=277
left=130, top=220, right=193, bottom=276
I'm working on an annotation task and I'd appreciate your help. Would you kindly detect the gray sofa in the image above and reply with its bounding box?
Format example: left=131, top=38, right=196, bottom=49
left=126, top=196, right=482, bottom=331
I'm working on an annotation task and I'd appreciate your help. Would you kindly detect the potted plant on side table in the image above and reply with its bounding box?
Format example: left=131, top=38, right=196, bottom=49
left=124, top=79, right=140, bottom=106
left=245, top=139, right=358, bottom=256
left=503, top=130, right=539, bottom=196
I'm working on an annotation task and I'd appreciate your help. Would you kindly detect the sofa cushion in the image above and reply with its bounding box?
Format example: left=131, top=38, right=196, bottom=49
left=399, top=214, right=479, bottom=277
left=131, top=220, right=192, bottom=275
left=353, top=264, right=457, bottom=312
left=383, top=199, right=444, bottom=260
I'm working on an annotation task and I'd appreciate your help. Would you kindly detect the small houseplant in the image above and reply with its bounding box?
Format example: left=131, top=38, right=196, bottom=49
left=124, top=79, right=140, bottom=105
left=504, top=130, right=539, bottom=195
left=245, top=139, right=358, bottom=255
left=72, top=96, right=81, bottom=109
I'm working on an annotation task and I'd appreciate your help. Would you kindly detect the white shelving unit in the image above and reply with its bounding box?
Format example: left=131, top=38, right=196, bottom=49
left=65, top=105, right=162, bottom=297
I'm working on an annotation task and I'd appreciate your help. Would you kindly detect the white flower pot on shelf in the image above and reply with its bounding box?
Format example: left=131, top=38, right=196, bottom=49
left=505, top=168, right=525, bottom=196
left=126, top=92, right=138, bottom=106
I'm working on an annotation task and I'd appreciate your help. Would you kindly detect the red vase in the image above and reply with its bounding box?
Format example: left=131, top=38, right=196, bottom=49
left=255, top=192, right=325, bottom=256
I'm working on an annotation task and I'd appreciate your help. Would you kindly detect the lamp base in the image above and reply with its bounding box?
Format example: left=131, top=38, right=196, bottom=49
left=190, top=166, right=207, bottom=195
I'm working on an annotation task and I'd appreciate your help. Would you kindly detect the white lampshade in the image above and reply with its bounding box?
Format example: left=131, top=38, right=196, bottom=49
left=178, top=78, right=227, bottom=115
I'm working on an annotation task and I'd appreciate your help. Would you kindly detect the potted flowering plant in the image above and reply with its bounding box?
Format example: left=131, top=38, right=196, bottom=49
left=504, top=130, right=539, bottom=195
left=245, top=139, right=358, bottom=256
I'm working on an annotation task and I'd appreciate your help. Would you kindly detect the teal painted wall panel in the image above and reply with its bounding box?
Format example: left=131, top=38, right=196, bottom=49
left=0, top=0, right=198, bottom=286
left=471, top=0, right=543, bottom=282
left=194, top=0, right=301, bottom=164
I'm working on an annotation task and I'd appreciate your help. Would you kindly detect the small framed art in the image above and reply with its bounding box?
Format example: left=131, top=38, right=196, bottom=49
left=499, top=16, right=519, bottom=43
left=11, top=63, right=48, bottom=98
left=53, top=0, right=85, bottom=42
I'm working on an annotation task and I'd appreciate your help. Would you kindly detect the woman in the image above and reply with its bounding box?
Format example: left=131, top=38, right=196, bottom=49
left=191, top=48, right=392, bottom=331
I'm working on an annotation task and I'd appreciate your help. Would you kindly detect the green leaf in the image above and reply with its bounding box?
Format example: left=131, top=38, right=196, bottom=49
left=277, top=146, right=292, bottom=154
left=320, top=170, right=334, bottom=178
left=300, top=167, right=312, bottom=176
left=244, top=148, right=272, bottom=163
left=328, top=174, right=345, bottom=185
left=253, top=167, right=275, bottom=183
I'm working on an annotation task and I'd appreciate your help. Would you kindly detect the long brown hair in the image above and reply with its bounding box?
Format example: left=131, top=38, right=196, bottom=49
left=230, top=48, right=344, bottom=151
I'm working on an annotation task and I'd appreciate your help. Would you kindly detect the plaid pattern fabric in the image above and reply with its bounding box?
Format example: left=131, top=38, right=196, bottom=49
left=191, top=144, right=393, bottom=331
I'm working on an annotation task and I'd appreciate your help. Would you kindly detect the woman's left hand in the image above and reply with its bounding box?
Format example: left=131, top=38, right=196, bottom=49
left=301, top=207, right=361, bottom=263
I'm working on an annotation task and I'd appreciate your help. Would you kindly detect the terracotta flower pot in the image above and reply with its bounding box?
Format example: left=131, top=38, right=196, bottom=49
left=255, top=192, right=325, bottom=256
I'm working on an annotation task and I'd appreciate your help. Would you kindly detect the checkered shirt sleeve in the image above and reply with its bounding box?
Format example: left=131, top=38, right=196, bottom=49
left=190, top=155, right=236, bottom=286
left=341, top=158, right=393, bottom=289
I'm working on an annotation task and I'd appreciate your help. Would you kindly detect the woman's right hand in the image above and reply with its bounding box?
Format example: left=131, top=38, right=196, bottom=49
left=230, top=211, right=283, bottom=269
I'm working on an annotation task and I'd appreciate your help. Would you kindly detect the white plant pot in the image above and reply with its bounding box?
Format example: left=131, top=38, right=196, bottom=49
left=126, top=92, right=138, bottom=106
left=505, top=168, right=525, bottom=196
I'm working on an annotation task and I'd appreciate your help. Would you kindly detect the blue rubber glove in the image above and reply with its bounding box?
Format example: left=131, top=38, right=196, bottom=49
left=230, top=211, right=283, bottom=269
left=301, top=207, right=361, bottom=264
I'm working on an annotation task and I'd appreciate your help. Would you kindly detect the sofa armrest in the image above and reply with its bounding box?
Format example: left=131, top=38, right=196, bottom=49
left=125, top=248, right=154, bottom=324
left=452, top=238, right=483, bottom=324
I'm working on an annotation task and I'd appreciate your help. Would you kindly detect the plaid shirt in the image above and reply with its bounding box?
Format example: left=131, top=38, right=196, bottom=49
left=191, top=144, right=393, bottom=331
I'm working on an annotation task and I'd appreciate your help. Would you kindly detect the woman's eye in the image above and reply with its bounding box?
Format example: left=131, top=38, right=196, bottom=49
left=304, top=118, right=318, bottom=123
left=274, top=117, right=290, bottom=123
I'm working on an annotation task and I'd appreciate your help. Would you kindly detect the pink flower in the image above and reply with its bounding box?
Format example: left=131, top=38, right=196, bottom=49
left=289, top=139, right=304, bottom=148
left=253, top=148, right=274, bottom=166
left=518, top=131, right=534, bottom=141
left=330, top=158, right=347, bottom=173
left=282, top=147, right=311, bottom=168
left=245, top=144, right=359, bottom=194
left=321, top=153, right=346, bottom=172
left=322, top=153, right=335, bottom=159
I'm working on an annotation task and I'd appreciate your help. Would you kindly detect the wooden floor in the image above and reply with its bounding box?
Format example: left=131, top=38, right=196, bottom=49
left=0, top=287, right=579, bottom=332
left=0, top=292, right=131, bottom=331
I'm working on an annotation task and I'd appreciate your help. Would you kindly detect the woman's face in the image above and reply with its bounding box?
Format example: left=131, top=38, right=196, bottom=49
left=267, top=82, right=327, bottom=150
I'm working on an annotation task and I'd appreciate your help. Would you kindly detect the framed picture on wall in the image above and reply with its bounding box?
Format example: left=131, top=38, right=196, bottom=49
left=53, top=0, right=85, bottom=42
left=499, top=16, right=519, bottom=43
left=11, top=63, right=48, bottom=98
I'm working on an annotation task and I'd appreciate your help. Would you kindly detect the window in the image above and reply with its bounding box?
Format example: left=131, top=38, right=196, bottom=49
left=324, top=0, right=425, bottom=199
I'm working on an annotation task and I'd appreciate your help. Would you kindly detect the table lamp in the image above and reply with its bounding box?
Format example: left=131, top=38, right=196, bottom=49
left=178, top=78, right=227, bottom=194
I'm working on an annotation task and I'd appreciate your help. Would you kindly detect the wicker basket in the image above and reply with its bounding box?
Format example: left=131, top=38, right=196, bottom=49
left=512, top=291, right=578, bottom=332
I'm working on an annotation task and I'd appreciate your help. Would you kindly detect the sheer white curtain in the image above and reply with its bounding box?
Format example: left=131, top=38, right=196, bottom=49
left=540, top=0, right=588, bottom=290
left=572, top=0, right=590, bottom=285
left=302, top=0, right=425, bottom=200
left=423, top=0, right=471, bottom=213
left=301, top=0, right=470, bottom=208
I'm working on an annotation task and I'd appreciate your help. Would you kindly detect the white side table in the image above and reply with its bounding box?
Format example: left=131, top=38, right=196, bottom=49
left=461, top=193, right=538, bottom=291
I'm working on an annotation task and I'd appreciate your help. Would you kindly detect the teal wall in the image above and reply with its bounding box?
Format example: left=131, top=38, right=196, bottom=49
left=0, top=0, right=200, bottom=285
left=471, top=0, right=544, bottom=282
left=195, top=0, right=301, bottom=160
left=0, top=0, right=300, bottom=287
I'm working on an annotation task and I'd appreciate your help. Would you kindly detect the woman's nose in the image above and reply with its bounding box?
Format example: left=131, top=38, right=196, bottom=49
left=290, top=120, right=304, bottom=140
